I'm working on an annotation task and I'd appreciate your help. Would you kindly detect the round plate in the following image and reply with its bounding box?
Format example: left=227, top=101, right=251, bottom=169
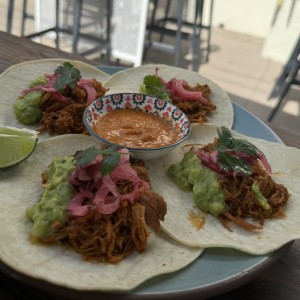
left=0, top=102, right=291, bottom=299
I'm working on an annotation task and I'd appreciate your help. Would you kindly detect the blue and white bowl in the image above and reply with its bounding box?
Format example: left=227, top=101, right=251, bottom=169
left=83, top=93, right=191, bottom=160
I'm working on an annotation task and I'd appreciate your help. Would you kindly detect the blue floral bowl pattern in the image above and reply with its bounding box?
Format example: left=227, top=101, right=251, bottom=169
left=83, top=93, right=191, bottom=160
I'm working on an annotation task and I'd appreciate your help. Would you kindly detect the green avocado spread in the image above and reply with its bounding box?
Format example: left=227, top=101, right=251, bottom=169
left=26, top=156, right=75, bottom=238
left=13, top=76, right=47, bottom=125
left=13, top=91, right=43, bottom=125
left=29, top=76, right=48, bottom=88
left=252, top=181, right=270, bottom=210
left=167, top=151, right=226, bottom=216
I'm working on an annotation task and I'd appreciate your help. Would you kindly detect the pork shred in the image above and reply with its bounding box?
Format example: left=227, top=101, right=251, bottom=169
left=218, top=161, right=290, bottom=231
left=43, top=159, right=167, bottom=263
left=37, top=80, right=107, bottom=135
left=171, top=83, right=216, bottom=124
left=154, top=67, right=215, bottom=124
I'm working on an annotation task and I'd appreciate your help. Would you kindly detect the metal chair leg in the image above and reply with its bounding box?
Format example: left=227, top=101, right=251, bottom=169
left=72, top=0, right=83, bottom=54
left=143, top=0, right=158, bottom=60
left=105, top=0, right=112, bottom=63
left=7, top=0, right=14, bottom=33
left=158, top=0, right=171, bottom=43
left=205, top=0, right=214, bottom=63
left=267, top=62, right=300, bottom=121
left=174, top=0, right=184, bottom=67
left=54, top=0, right=60, bottom=49
left=191, top=0, right=203, bottom=71
left=21, top=0, right=28, bottom=36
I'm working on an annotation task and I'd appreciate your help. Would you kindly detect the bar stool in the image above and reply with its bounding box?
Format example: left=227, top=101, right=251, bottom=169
left=21, top=0, right=34, bottom=37
left=19, top=0, right=112, bottom=58
left=23, top=0, right=60, bottom=49
left=144, top=0, right=214, bottom=71
left=6, top=0, right=37, bottom=38
left=267, top=36, right=300, bottom=122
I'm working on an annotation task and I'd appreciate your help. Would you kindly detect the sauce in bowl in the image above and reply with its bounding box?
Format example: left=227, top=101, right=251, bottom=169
left=93, top=109, right=179, bottom=148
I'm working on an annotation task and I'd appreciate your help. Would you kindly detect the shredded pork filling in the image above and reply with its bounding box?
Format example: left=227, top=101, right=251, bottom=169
left=219, top=161, right=290, bottom=231
left=42, top=160, right=167, bottom=263
left=36, top=80, right=107, bottom=135
left=172, top=83, right=216, bottom=124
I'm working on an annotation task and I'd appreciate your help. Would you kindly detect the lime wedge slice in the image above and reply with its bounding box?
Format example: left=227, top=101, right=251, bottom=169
left=0, top=126, right=39, bottom=169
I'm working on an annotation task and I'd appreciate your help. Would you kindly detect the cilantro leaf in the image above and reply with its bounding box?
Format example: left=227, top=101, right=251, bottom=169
left=217, top=151, right=252, bottom=174
left=140, top=75, right=170, bottom=102
left=217, top=126, right=259, bottom=156
left=212, top=126, right=260, bottom=174
left=75, top=147, right=102, bottom=166
left=74, top=146, right=125, bottom=175
left=100, top=151, right=121, bottom=176
left=54, top=61, right=82, bottom=92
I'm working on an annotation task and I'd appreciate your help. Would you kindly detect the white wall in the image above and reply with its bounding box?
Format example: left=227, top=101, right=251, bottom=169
left=261, top=0, right=300, bottom=63
left=201, top=0, right=300, bottom=63
left=205, top=0, right=277, bottom=38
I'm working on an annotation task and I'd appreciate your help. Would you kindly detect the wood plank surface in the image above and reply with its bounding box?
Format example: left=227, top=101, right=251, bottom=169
left=0, top=31, right=93, bottom=74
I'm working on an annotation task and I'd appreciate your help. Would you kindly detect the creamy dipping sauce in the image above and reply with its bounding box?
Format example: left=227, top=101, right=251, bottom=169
left=93, top=109, right=179, bottom=148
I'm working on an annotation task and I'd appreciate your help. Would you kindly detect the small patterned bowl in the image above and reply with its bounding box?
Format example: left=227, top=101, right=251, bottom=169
left=83, top=93, right=191, bottom=160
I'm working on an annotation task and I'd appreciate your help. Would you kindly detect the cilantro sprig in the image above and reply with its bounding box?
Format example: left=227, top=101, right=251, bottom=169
left=74, top=146, right=126, bottom=176
left=214, top=127, right=260, bottom=174
left=54, top=62, right=82, bottom=92
left=140, top=75, right=170, bottom=102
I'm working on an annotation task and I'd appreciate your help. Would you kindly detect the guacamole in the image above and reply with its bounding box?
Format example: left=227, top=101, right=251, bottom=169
left=167, top=151, right=226, bottom=216
left=26, top=156, right=75, bottom=238
left=29, top=76, right=48, bottom=88
left=13, top=76, right=47, bottom=125
left=13, top=91, right=43, bottom=125
left=252, top=181, right=270, bottom=210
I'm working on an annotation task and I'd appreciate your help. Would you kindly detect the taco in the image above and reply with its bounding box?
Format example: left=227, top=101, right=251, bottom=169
left=27, top=145, right=168, bottom=263
left=104, top=64, right=234, bottom=128
left=0, top=134, right=201, bottom=291
left=0, top=59, right=109, bottom=140
left=146, top=124, right=300, bottom=255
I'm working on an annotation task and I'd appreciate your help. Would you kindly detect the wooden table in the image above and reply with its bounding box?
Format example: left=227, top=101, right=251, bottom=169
left=0, top=31, right=94, bottom=73
left=0, top=30, right=299, bottom=300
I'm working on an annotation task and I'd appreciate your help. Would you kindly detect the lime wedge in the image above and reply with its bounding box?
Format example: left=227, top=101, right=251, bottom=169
left=0, top=126, right=39, bottom=169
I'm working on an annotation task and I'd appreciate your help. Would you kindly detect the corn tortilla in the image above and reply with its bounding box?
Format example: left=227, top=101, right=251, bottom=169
left=0, top=59, right=109, bottom=141
left=146, top=124, right=300, bottom=255
left=0, top=134, right=202, bottom=291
